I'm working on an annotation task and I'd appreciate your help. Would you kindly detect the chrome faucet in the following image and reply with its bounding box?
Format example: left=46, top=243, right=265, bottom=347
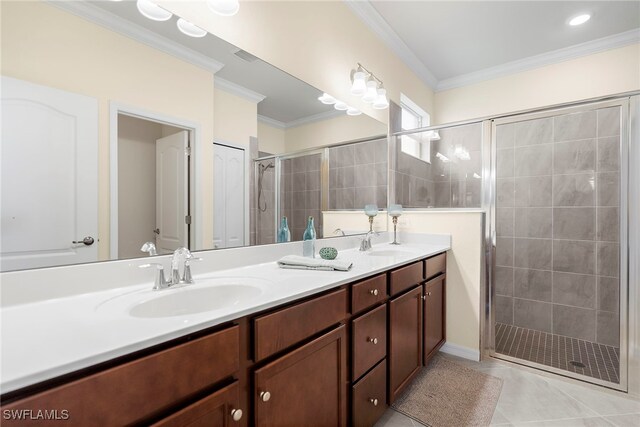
left=140, top=242, right=157, bottom=256
left=139, top=262, right=171, bottom=290
left=333, top=228, right=346, bottom=236
left=359, top=230, right=379, bottom=251
left=140, top=247, right=201, bottom=290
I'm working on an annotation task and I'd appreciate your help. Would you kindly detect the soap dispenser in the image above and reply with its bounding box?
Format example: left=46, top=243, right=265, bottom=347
left=302, top=216, right=316, bottom=258
left=277, top=216, right=291, bottom=243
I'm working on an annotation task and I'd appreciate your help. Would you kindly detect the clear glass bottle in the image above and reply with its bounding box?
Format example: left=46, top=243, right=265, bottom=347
left=277, top=216, right=291, bottom=243
left=302, top=216, right=316, bottom=258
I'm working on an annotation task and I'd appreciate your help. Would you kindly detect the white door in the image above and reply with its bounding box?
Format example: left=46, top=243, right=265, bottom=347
left=155, top=131, right=188, bottom=254
left=213, top=144, right=245, bottom=249
left=0, top=76, right=98, bottom=271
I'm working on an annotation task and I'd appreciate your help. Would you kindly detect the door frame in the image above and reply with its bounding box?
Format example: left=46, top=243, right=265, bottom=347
left=109, top=102, right=201, bottom=259
left=484, top=97, right=631, bottom=392
left=213, top=140, right=250, bottom=247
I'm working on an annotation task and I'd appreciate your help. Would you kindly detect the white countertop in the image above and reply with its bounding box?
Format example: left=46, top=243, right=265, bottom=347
left=0, top=234, right=450, bottom=394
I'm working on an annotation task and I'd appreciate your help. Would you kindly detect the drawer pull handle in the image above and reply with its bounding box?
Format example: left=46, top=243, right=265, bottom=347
left=260, top=391, right=271, bottom=402
left=367, top=337, right=378, bottom=345
left=369, top=398, right=379, bottom=406
left=231, top=409, right=243, bottom=421
left=369, top=289, right=379, bottom=296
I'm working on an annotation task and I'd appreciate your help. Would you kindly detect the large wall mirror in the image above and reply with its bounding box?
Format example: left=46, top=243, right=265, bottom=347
left=0, top=0, right=388, bottom=272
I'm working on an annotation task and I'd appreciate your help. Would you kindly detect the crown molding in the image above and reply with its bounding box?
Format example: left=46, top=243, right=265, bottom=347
left=214, top=77, right=266, bottom=103
left=47, top=0, right=225, bottom=74
left=343, top=0, right=438, bottom=90
left=437, top=28, right=640, bottom=92
left=257, top=115, right=286, bottom=129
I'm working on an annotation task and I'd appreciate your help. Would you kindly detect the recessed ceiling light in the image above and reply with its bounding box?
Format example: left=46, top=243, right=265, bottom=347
left=569, top=14, right=591, bottom=26
left=136, top=0, right=172, bottom=21
left=177, top=18, right=207, bottom=38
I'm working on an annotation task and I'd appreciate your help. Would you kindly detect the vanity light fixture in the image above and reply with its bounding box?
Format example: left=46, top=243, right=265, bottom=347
left=334, top=101, right=349, bottom=111
left=372, top=87, right=389, bottom=110
left=318, top=93, right=337, bottom=105
left=350, top=65, right=368, bottom=96
left=362, top=80, right=378, bottom=104
left=569, top=13, right=591, bottom=26
left=136, top=0, right=172, bottom=21
left=346, top=107, right=362, bottom=116
left=349, top=63, right=388, bottom=109
left=177, top=18, right=207, bottom=38
left=207, top=0, right=240, bottom=17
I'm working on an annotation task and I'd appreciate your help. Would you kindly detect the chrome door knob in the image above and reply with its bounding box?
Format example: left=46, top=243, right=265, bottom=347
left=230, top=408, right=243, bottom=421
left=369, top=289, right=379, bottom=296
left=72, top=236, right=94, bottom=246
left=369, top=398, right=378, bottom=406
left=260, top=391, right=271, bottom=402
left=367, top=337, right=378, bottom=345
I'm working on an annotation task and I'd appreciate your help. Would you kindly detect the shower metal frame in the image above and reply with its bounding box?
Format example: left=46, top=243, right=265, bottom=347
left=484, top=97, right=632, bottom=392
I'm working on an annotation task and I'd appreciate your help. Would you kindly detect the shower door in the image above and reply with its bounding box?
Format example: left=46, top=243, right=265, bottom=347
left=490, top=99, right=628, bottom=390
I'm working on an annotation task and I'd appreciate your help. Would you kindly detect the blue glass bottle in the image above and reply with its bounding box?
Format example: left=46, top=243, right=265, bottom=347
left=302, top=216, right=316, bottom=258
left=277, top=216, right=291, bottom=243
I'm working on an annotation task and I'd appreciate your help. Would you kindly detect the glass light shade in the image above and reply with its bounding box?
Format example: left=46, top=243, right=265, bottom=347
left=388, top=204, right=403, bottom=216
left=350, top=71, right=367, bottom=96
left=569, top=14, right=590, bottom=26
left=318, top=93, right=336, bottom=105
left=177, top=19, right=207, bottom=38
left=364, top=204, right=378, bottom=217
left=137, top=0, right=172, bottom=21
left=346, top=107, right=362, bottom=116
left=362, top=80, right=378, bottom=104
left=372, top=88, right=389, bottom=109
left=334, top=101, right=348, bottom=111
left=207, top=0, right=240, bottom=16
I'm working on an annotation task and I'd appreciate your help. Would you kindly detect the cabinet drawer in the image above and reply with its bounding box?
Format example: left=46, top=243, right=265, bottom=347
left=352, top=304, right=387, bottom=380
left=152, top=381, right=241, bottom=427
left=389, top=261, right=424, bottom=296
left=1, top=326, right=240, bottom=427
left=253, top=288, right=348, bottom=361
left=425, top=252, right=446, bottom=280
left=352, top=359, right=387, bottom=427
left=351, top=274, right=387, bottom=314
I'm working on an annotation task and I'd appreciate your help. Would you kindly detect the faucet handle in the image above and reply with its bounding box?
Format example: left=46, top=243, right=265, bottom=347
left=139, top=263, right=170, bottom=290
left=183, top=257, right=202, bottom=284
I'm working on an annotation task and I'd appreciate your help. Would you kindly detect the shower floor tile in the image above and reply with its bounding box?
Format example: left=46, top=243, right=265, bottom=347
left=495, top=322, right=620, bottom=384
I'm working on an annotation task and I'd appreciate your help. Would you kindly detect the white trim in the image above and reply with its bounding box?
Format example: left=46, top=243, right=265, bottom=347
left=109, top=103, right=204, bottom=259
left=343, top=0, right=438, bottom=89
left=48, top=0, right=224, bottom=74
left=215, top=77, right=266, bottom=104
left=440, top=342, right=481, bottom=362
left=285, top=109, right=344, bottom=128
left=437, top=28, right=640, bottom=92
left=257, top=115, right=286, bottom=130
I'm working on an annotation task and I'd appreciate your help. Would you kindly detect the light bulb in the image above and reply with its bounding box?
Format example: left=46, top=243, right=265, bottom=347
left=207, top=0, right=240, bottom=16
left=177, top=18, right=207, bottom=38
left=136, top=0, right=172, bottom=21
left=346, top=107, right=362, bottom=116
left=318, top=93, right=336, bottom=105
left=350, top=71, right=367, bottom=96
left=334, top=101, right=348, bottom=111
left=372, top=88, right=389, bottom=109
left=362, top=80, right=378, bottom=104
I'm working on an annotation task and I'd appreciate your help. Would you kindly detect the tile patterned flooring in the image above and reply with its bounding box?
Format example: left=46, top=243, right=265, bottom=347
left=375, top=352, right=640, bottom=427
left=495, top=323, right=620, bottom=384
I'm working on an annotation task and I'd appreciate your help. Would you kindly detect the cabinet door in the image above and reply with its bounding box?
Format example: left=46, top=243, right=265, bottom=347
left=423, top=275, right=446, bottom=365
left=152, top=382, right=242, bottom=427
left=388, top=286, right=423, bottom=403
left=254, top=325, right=347, bottom=427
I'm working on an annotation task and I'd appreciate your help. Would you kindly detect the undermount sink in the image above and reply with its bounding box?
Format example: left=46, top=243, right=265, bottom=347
left=130, top=284, right=262, bottom=318
left=367, top=249, right=413, bottom=257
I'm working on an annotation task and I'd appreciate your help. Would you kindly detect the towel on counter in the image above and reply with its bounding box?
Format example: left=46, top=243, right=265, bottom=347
left=277, top=255, right=353, bottom=271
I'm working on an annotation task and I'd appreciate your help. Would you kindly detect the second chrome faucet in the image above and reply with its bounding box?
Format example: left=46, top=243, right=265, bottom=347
left=140, top=246, right=201, bottom=290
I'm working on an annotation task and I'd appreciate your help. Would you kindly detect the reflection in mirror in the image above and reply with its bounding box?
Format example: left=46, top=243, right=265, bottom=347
left=0, top=0, right=387, bottom=272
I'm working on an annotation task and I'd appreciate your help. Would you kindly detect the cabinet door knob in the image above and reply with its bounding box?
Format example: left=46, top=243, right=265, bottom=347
left=260, top=391, right=271, bottom=402
left=367, top=337, right=378, bottom=345
left=427, top=292, right=432, bottom=296
left=421, top=295, right=426, bottom=300
left=369, top=289, right=379, bottom=296
left=230, top=408, right=243, bottom=421
left=369, top=398, right=379, bottom=406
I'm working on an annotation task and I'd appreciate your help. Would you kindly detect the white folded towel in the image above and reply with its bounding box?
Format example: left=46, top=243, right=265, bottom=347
left=277, top=255, right=353, bottom=271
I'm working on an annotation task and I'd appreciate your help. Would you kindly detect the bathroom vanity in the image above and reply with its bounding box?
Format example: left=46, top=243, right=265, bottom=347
left=0, top=235, right=449, bottom=426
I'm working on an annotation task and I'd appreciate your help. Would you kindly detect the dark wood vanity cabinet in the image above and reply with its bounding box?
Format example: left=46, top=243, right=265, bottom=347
left=423, top=274, right=446, bottom=365
left=254, top=326, right=348, bottom=427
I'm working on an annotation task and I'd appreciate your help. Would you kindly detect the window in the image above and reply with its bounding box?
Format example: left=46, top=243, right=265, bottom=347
left=400, top=94, right=431, bottom=163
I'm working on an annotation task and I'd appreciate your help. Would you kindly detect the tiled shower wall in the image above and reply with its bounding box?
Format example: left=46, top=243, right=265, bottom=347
left=328, top=138, right=387, bottom=210
left=393, top=122, right=482, bottom=208
left=494, top=106, right=621, bottom=347
left=280, top=154, right=323, bottom=241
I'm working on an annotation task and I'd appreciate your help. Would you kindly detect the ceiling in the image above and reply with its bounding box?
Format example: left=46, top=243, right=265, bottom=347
left=356, top=1, right=640, bottom=89
left=88, top=1, right=335, bottom=124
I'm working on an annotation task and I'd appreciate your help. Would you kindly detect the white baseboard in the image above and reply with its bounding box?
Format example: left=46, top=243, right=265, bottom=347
left=440, top=342, right=480, bottom=362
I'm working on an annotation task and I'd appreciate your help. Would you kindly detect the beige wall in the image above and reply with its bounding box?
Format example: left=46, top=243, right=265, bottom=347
left=0, top=1, right=216, bottom=259
left=214, top=88, right=258, bottom=147
left=159, top=0, right=434, bottom=123
left=257, top=121, right=286, bottom=155
left=435, top=43, right=640, bottom=124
